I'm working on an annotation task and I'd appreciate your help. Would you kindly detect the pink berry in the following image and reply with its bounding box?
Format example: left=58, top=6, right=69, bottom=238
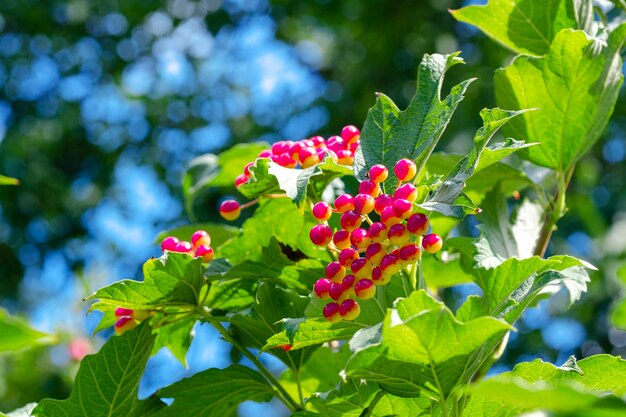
left=393, top=199, right=413, bottom=219
left=300, top=146, right=321, bottom=168
left=114, top=316, right=137, bottom=335
left=399, top=244, right=421, bottom=262
left=394, top=183, right=418, bottom=202
left=329, top=282, right=349, bottom=302
left=323, top=302, right=341, bottom=323
left=365, top=242, right=386, bottom=266
left=372, top=266, right=391, bottom=285
left=277, top=153, right=297, bottom=168
left=388, top=223, right=409, bottom=246
left=333, top=229, right=351, bottom=250
left=394, top=159, right=417, bottom=182
left=290, top=142, right=307, bottom=162
left=407, top=213, right=429, bottom=235
left=342, top=274, right=356, bottom=296
left=351, top=258, right=372, bottom=279
left=359, top=180, right=381, bottom=198
left=326, top=136, right=345, bottom=153
left=196, top=245, right=214, bottom=263
left=369, top=164, right=389, bottom=183
left=192, top=230, right=211, bottom=247
left=341, top=125, right=360, bottom=144
left=271, top=140, right=291, bottom=155
left=235, top=173, right=248, bottom=188
left=115, top=308, right=133, bottom=317
left=423, top=233, right=443, bottom=254
left=326, top=261, right=346, bottom=283
left=335, top=194, right=355, bottom=213
left=258, top=150, right=272, bottom=158
left=161, top=236, right=179, bottom=252
left=312, top=202, right=332, bottom=221
left=350, top=228, right=371, bottom=249
left=310, top=224, right=333, bottom=246
left=338, top=248, right=359, bottom=268
left=349, top=141, right=359, bottom=152
left=339, top=299, right=361, bottom=321
left=336, top=150, right=354, bottom=165
left=340, top=210, right=363, bottom=232
left=380, top=206, right=401, bottom=227
left=310, top=136, right=325, bottom=147
left=354, top=193, right=375, bottom=215
left=374, top=194, right=394, bottom=214
left=380, top=253, right=401, bottom=274
left=355, top=279, right=376, bottom=300
left=314, top=278, right=333, bottom=299
left=220, top=200, right=241, bottom=221
left=367, top=222, right=388, bottom=243
left=174, top=241, right=193, bottom=253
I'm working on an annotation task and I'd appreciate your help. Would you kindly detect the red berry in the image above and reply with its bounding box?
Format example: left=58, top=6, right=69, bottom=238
left=310, top=224, right=333, bottom=246
left=388, top=223, right=410, bottom=246
left=393, top=199, right=413, bottom=219
left=235, top=173, right=248, bottom=188
left=290, top=142, right=307, bottom=162
left=374, top=194, right=394, bottom=214
left=326, top=136, right=345, bottom=153
left=329, top=282, right=349, bottom=302
left=312, top=202, right=332, bottom=221
left=333, top=229, right=351, bottom=250
left=380, top=253, right=401, bottom=275
left=326, top=261, right=346, bottom=283
left=394, top=159, right=417, bottom=182
left=348, top=141, right=359, bottom=153
left=339, top=299, right=361, bottom=321
left=340, top=210, right=363, bottom=232
left=192, top=230, right=211, bottom=248
left=220, top=200, right=241, bottom=221
left=350, top=228, right=371, bottom=249
left=338, top=248, right=359, bottom=268
left=323, top=302, right=341, bottom=323
left=310, top=135, right=325, bottom=147
left=365, top=242, right=387, bottom=266
left=380, top=206, right=401, bottom=227
left=161, top=236, right=179, bottom=252
left=335, top=194, right=355, bottom=213
left=314, top=278, right=333, bottom=298
left=399, top=244, right=421, bottom=263
left=342, top=274, right=356, bottom=297
left=423, top=233, right=443, bottom=254
left=372, top=266, right=391, bottom=285
left=407, top=213, right=429, bottom=235
left=196, top=245, right=214, bottom=263
left=114, top=316, right=137, bottom=335
left=351, top=258, right=373, bottom=279
left=367, top=222, right=388, bottom=243
left=174, top=241, right=193, bottom=253
left=277, top=152, right=297, bottom=168
left=258, top=150, right=272, bottom=158
left=369, top=164, right=389, bottom=183
left=341, top=125, right=360, bottom=144
left=115, top=308, right=133, bottom=317
left=355, top=279, right=376, bottom=300
left=300, top=146, right=321, bottom=168
left=359, top=180, right=381, bottom=198
left=354, top=193, right=375, bottom=215
left=394, top=183, right=418, bottom=202
left=336, top=150, right=354, bottom=165
left=271, top=140, right=292, bottom=155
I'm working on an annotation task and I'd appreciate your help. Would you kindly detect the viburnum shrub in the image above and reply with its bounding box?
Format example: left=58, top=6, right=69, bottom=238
left=22, top=3, right=626, bottom=417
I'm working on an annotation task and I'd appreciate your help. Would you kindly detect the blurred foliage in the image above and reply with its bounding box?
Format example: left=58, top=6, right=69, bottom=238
left=0, top=0, right=625, bottom=412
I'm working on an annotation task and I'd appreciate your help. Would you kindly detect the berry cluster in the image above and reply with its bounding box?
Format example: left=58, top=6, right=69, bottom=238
left=160, top=230, right=215, bottom=263
left=113, top=307, right=150, bottom=335
left=309, top=159, right=443, bottom=322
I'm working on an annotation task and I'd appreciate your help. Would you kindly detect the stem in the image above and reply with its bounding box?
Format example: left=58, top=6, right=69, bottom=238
left=294, top=368, right=305, bottom=409
left=203, top=314, right=301, bottom=412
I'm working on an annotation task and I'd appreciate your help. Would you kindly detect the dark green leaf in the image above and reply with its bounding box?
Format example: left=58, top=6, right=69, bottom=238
left=305, top=380, right=381, bottom=417
left=205, top=278, right=256, bottom=312
left=0, top=309, right=55, bottom=353
left=152, top=318, right=195, bottom=366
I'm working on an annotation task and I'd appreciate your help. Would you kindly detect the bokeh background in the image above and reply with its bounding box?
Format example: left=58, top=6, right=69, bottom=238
left=0, top=0, right=625, bottom=414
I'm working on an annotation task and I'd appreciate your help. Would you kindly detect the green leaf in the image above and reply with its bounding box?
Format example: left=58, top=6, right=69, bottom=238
left=421, top=254, right=473, bottom=289
left=205, top=278, right=256, bottom=312
left=153, top=364, right=274, bottom=417
left=344, top=291, right=512, bottom=400
left=353, top=53, right=474, bottom=191
left=304, top=380, right=381, bottom=417
left=264, top=318, right=368, bottom=352
left=155, top=222, right=239, bottom=255
left=423, top=108, right=527, bottom=218
left=463, top=355, right=626, bottom=416
left=152, top=318, right=195, bottom=366
left=451, top=0, right=590, bottom=56
left=307, top=158, right=353, bottom=199
left=34, top=323, right=159, bottom=417
left=495, top=26, right=626, bottom=172
left=0, top=309, right=55, bottom=353
left=237, top=157, right=281, bottom=199
left=371, top=394, right=431, bottom=417
left=86, top=252, right=204, bottom=310
left=0, top=175, right=19, bottom=186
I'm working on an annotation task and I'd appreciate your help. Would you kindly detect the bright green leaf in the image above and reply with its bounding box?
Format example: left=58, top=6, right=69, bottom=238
left=0, top=309, right=55, bottom=353
left=0, top=175, right=19, bottom=186
left=152, top=318, right=195, bottom=366
left=205, top=278, right=256, bottom=312
left=304, top=380, right=381, bottom=417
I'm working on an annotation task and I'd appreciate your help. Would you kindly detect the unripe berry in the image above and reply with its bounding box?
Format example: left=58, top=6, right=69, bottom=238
left=393, top=198, right=413, bottom=219
left=407, top=213, right=429, bottom=235
left=235, top=174, right=248, bottom=188
left=365, top=242, right=387, bottom=266
left=359, top=180, right=381, bottom=198
left=367, top=222, right=388, bottom=243
left=174, top=241, right=193, bottom=253
left=422, top=233, right=443, bottom=254
left=332, top=229, right=351, bottom=250
left=300, top=147, right=321, bottom=168
left=312, top=202, right=332, bottom=221
left=115, top=308, right=133, bottom=317
left=314, top=278, right=333, bottom=299
left=394, top=159, right=417, bottom=182
left=335, top=194, right=355, bottom=213
left=336, top=150, right=354, bottom=165
left=380, top=253, right=401, bottom=275
left=196, top=245, right=214, bottom=263
left=394, top=183, right=418, bottom=202
left=354, top=193, right=375, bottom=215
left=341, top=125, right=360, bottom=144
left=351, top=258, right=373, bottom=279
left=114, top=316, right=137, bottom=335
left=192, top=230, right=211, bottom=248
left=374, top=194, right=394, bottom=214
left=355, top=279, right=376, bottom=300
left=339, top=299, right=361, bottom=321
left=350, top=228, right=371, bottom=249
left=161, top=236, right=179, bottom=252
left=310, top=224, right=333, bottom=246
left=399, top=244, right=420, bottom=263
left=340, top=210, right=363, bottom=232
left=323, top=302, right=341, bottom=323
left=372, top=266, right=392, bottom=285
left=369, top=164, right=389, bottom=183
left=380, top=206, right=401, bottom=227
left=326, top=261, right=346, bottom=283
left=329, top=282, right=349, bottom=302
left=388, top=223, right=410, bottom=246
left=338, top=248, right=359, bottom=268
left=220, top=200, right=241, bottom=221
